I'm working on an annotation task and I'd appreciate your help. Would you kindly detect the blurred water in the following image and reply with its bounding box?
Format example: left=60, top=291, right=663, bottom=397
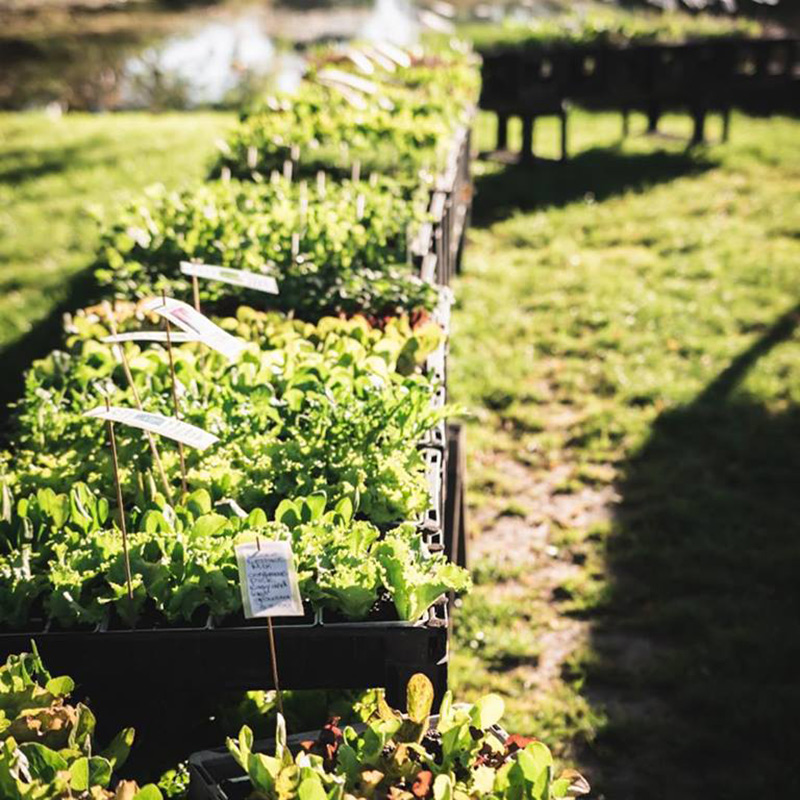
left=0, top=0, right=424, bottom=110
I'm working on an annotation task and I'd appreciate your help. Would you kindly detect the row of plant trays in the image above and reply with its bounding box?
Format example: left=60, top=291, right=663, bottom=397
left=0, top=598, right=449, bottom=711
left=0, top=113, right=473, bottom=751
left=479, top=35, right=800, bottom=115
left=412, top=118, right=474, bottom=286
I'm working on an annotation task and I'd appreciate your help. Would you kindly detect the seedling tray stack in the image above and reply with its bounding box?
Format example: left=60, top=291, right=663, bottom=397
left=0, top=126, right=472, bottom=718
left=0, top=46, right=476, bottom=780
left=413, top=120, right=474, bottom=286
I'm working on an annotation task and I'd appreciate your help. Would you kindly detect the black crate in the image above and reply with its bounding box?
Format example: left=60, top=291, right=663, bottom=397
left=0, top=601, right=450, bottom=780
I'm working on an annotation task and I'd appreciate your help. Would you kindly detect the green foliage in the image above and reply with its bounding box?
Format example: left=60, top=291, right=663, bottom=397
left=1, top=509, right=469, bottom=628
left=228, top=674, right=587, bottom=800
left=463, top=8, right=762, bottom=53
left=93, top=176, right=438, bottom=318
left=2, top=309, right=446, bottom=530
left=213, top=49, right=478, bottom=182
left=0, top=649, right=160, bottom=799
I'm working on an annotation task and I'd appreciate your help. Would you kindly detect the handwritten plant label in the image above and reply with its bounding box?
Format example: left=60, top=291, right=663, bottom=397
left=179, top=261, right=279, bottom=295
left=84, top=406, right=219, bottom=450
left=102, top=331, right=200, bottom=344
left=236, top=540, right=304, bottom=618
left=142, top=297, right=247, bottom=361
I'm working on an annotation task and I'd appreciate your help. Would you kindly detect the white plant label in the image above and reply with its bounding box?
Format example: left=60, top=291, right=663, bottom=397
left=346, top=49, right=376, bottom=75
left=84, top=406, right=218, bottom=450
left=142, top=296, right=247, bottom=361
left=373, top=41, right=412, bottom=69
left=317, top=68, right=379, bottom=96
left=236, top=540, right=304, bottom=618
left=179, top=262, right=279, bottom=295
left=102, top=331, right=200, bottom=344
left=418, top=9, right=455, bottom=34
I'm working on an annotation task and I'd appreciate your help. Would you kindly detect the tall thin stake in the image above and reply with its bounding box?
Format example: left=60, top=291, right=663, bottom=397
left=105, top=398, right=134, bottom=605
left=161, top=290, right=188, bottom=498
left=105, top=305, right=173, bottom=503
left=267, top=617, right=284, bottom=717
left=191, top=274, right=201, bottom=313
left=256, top=537, right=284, bottom=716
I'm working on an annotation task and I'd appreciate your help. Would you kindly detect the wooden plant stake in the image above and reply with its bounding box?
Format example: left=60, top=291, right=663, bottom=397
left=105, top=305, right=173, bottom=503
left=283, top=159, right=293, bottom=182
left=191, top=273, right=201, bottom=313
left=291, top=232, right=300, bottom=263
left=351, top=159, right=361, bottom=184
left=316, top=170, right=326, bottom=199
left=256, top=536, right=284, bottom=717
left=161, top=291, right=188, bottom=498
left=267, top=617, right=283, bottom=717
left=105, top=398, right=134, bottom=607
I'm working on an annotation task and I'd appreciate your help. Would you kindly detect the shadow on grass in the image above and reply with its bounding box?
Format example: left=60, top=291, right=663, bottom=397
left=0, top=145, right=80, bottom=186
left=585, top=302, right=800, bottom=798
left=0, top=268, right=98, bottom=443
left=472, top=146, right=715, bottom=228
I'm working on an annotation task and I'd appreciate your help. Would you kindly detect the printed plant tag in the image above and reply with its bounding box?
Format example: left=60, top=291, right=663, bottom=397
left=180, top=261, right=279, bottom=295
left=84, top=406, right=218, bottom=450
left=142, top=296, right=247, bottom=361
left=102, top=331, right=200, bottom=344
left=236, top=540, right=304, bottom=618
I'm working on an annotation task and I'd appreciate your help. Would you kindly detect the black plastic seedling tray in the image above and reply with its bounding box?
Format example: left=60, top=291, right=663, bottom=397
left=413, top=122, right=473, bottom=287
left=187, top=714, right=508, bottom=800
left=0, top=601, right=450, bottom=780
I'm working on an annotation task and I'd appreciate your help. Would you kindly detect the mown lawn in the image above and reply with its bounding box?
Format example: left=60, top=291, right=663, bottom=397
left=449, top=109, right=800, bottom=798
left=0, top=111, right=233, bottom=413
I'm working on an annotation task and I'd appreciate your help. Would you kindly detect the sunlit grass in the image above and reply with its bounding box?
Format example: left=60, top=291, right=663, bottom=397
left=0, top=111, right=234, bottom=352
left=451, top=108, right=800, bottom=797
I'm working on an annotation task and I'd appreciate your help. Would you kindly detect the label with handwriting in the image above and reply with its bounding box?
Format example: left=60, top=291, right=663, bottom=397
left=84, top=406, right=218, bottom=450
left=179, top=262, right=279, bottom=295
left=236, top=540, right=304, bottom=618
left=142, top=297, right=247, bottom=361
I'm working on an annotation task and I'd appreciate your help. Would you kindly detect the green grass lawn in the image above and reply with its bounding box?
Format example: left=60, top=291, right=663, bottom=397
left=0, top=111, right=233, bottom=413
left=449, top=109, right=800, bottom=798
